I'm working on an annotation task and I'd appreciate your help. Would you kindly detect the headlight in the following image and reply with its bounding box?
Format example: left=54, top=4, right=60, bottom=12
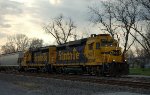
left=125, top=60, right=127, bottom=62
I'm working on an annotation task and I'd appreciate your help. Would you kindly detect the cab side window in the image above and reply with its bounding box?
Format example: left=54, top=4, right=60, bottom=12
left=88, top=43, right=94, bottom=50
left=96, top=42, right=100, bottom=49
left=101, top=39, right=107, bottom=46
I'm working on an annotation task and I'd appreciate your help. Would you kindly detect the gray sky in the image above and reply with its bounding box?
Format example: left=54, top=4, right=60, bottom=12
left=0, top=0, right=105, bottom=46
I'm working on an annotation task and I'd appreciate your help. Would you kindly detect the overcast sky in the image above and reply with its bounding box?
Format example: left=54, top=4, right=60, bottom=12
left=0, top=0, right=105, bottom=46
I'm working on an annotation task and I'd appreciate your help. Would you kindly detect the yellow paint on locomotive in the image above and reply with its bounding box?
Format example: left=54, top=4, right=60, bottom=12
left=84, top=34, right=123, bottom=65
left=21, top=46, right=56, bottom=68
left=21, top=34, right=124, bottom=68
left=49, top=47, right=56, bottom=64
left=21, top=51, right=31, bottom=67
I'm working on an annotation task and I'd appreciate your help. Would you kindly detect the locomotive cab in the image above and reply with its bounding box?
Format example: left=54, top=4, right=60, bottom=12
left=85, top=34, right=122, bottom=64
left=84, top=34, right=128, bottom=76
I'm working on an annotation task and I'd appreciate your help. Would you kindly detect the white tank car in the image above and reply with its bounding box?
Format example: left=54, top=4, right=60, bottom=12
left=0, top=52, right=24, bottom=68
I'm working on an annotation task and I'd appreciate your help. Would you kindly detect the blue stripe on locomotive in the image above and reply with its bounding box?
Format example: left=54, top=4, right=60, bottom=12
left=56, top=45, right=87, bottom=64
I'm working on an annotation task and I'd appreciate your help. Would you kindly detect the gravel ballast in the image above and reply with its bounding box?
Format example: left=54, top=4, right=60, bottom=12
left=0, top=73, right=149, bottom=95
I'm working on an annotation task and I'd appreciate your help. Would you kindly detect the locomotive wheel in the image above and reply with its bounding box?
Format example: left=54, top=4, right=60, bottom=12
left=18, top=66, right=25, bottom=72
left=85, top=66, right=92, bottom=75
left=95, top=66, right=103, bottom=76
left=81, top=66, right=87, bottom=74
left=55, top=67, right=63, bottom=74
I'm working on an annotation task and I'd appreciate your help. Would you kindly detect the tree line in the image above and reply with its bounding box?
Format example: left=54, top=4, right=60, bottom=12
left=1, top=34, right=43, bottom=54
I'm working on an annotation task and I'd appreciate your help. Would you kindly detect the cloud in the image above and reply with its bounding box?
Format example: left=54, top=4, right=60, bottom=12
left=0, top=0, right=101, bottom=46
left=0, top=0, right=24, bottom=28
left=0, top=32, right=7, bottom=38
left=0, top=0, right=23, bottom=15
left=0, top=24, right=11, bottom=28
left=22, top=0, right=93, bottom=26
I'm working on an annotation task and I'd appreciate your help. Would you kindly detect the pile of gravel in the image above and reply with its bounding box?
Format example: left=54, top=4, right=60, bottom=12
left=0, top=73, right=149, bottom=95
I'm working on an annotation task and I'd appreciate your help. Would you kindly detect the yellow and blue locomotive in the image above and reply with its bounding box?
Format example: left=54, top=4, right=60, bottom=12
left=20, top=34, right=128, bottom=76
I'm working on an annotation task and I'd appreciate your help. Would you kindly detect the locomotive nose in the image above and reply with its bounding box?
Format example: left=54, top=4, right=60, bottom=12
left=101, top=47, right=122, bottom=56
left=100, top=47, right=123, bottom=63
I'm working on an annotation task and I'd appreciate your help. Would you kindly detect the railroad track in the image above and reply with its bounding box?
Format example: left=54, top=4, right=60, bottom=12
left=51, top=75, right=150, bottom=89
left=1, top=71, right=150, bottom=89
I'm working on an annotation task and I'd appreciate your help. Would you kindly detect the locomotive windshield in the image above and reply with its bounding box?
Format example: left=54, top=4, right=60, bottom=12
left=101, top=39, right=115, bottom=46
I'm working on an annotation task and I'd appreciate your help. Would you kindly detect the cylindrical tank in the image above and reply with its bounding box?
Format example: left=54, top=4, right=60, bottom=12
left=0, top=52, right=23, bottom=67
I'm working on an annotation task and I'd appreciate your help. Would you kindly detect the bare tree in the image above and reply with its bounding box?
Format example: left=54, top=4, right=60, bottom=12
left=129, top=21, right=150, bottom=56
left=126, top=49, right=135, bottom=67
left=113, top=0, right=140, bottom=55
left=111, top=0, right=149, bottom=57
left=136, top=0, right=150, bottom=20
left=1, top=34, right=30, bottom=54
left=1, top=42, right=16, bottom=54
left=89, top=1, right=117, bottom=39
left=44, top=15, right=76, bottom=45
left=30, top=38, right=43, bottom=49
left=89, top=0, right=139, bottom=55
left=130, top=0, right=150, bottom=55
left=145, top=24, right=150, bottom=49
left=142, top=23, right=150, bottom=56
left=9, top=34, right=30, bottom=51
left=126, top=49, right=135, bottom=58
